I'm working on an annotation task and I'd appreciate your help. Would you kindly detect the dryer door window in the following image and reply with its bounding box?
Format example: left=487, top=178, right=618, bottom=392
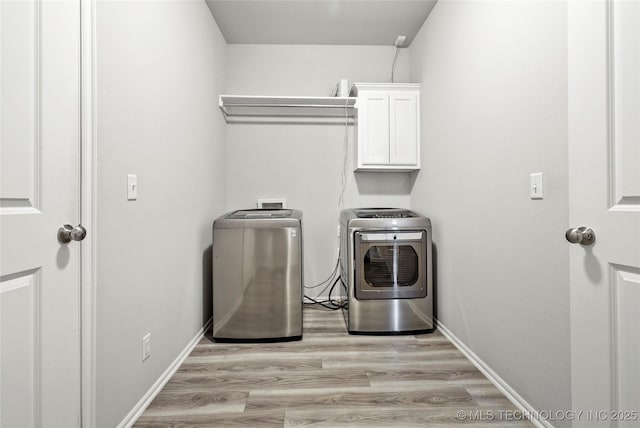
left=363, top=245, right=419, bottom=287
left=355, top=231, right=427, bottom=300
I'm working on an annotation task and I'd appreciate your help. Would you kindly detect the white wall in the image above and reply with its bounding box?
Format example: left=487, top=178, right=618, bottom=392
left=95, top=2, right=226, bottom=426
left=226, top=45, right=414, bottom=292
left=409, top=1, right=571, bottom=423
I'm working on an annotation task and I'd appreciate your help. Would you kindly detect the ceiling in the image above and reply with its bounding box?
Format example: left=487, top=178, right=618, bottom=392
left=205, top=0, right=438, bottom=46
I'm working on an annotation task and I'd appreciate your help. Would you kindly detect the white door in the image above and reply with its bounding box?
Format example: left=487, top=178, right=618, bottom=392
left=568, top=0, right=640, bottom=426
left=389, top=91, right=419, bottom=166
left=358, top=91, right=390, bottom=166
left=1, top=0, right=82, bottom=426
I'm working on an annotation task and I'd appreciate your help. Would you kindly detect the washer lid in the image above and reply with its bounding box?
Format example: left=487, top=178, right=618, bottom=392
left=227, top=209, right=293, bottom=219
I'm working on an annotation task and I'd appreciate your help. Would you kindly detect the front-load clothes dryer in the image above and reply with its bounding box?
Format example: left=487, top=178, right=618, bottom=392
left=212, top=209, right=303, bottom=341
left=339, top=208, right=433, bottom=334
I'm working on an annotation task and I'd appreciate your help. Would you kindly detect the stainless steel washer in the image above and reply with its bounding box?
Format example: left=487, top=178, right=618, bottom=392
left=213, top=209, right=303, bottom=341
left=340, top=208, right=433, bottom=334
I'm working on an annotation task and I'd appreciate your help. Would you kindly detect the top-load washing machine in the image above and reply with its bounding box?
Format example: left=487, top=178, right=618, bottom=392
left=340, top=208, right=433, bottom=334
left=212, top=209, right=303, bottom=341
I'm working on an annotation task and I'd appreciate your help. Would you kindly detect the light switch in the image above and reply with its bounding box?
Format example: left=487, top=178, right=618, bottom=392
left=127, top=174, right=137, bottom=201
left=530, top=172, right=544, bottom=199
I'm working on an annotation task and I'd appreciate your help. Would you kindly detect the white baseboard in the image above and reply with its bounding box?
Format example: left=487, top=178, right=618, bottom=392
left=436, top=320, right=554, bottom=428
left=117, top=319, right=212, bottom=428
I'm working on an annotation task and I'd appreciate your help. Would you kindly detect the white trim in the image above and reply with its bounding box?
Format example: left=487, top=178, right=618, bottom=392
left=436, top=320, right=554, bottom=428
left=80, top=0, right=97, bottom=426
left=0, top=270, right=38, bottom=294
left=34, top=0, right=42, bottom=213
left=351, top=82, right=422, bottom=93
left=116, top=320, right=212, bottom=428
left=606, top=0, right=616, bottom=210
left=606, top=2, right=621, bottom=421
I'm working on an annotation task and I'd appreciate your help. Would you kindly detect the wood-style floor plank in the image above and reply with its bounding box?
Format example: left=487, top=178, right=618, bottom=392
left=142, top=390, right=248, bottom=417
left=133, top=306, right=534, bottom=427
left=135, top=410, right=285, bottom=427
left=161, top=368, right=371, bottom=393
left=246, top=386, right=475, bottom=412
left=179, top=355, right=323, bottom=373
left=284, top=406, right=534, bottom=427
left=365, top=368, right=489, bottom=386
left=466, top=385, right=520, bottom=407
left=190, top=341, right=399, bottom=358
left=321, top=353, right=475, bottom=370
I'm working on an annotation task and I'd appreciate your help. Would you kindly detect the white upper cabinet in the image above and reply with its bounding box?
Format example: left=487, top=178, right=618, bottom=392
left=353, top=83, right=420, bottom=171
left=359, top=91, right=390, bottom=165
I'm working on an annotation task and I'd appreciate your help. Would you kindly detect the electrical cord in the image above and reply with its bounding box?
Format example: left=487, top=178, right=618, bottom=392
left=327, top=276, right=341, bottom=307
left=302, top=251, right=340, bottom=307
left=303, top=245, right=344, bottom=310
left=338, top=96, right=349, bottom=210
left=303, top=259, right=338, bottom=289
left=305, top=94, right=351, bottom=309
left=390, top=47, right=400, bottom=83
left=303, top=295, right=340, bottom=311
left=304, top=276, right=346, bottom=310
left=308, top=273, right=338, bottom=298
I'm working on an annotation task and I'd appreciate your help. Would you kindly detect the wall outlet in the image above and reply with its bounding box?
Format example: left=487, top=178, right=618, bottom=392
left=395, top=35, right=407, bottom=47
left=142, top=333, right=151, bottom=361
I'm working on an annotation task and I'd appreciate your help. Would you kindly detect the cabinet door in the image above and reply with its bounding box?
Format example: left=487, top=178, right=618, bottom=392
left=389, top=91, right=419, bottom=166
left=359, top=92, right=390, bottom=165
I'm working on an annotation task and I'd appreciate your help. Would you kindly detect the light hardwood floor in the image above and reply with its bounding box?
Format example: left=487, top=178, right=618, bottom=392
left=134, top=306, right=535, bottom=427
